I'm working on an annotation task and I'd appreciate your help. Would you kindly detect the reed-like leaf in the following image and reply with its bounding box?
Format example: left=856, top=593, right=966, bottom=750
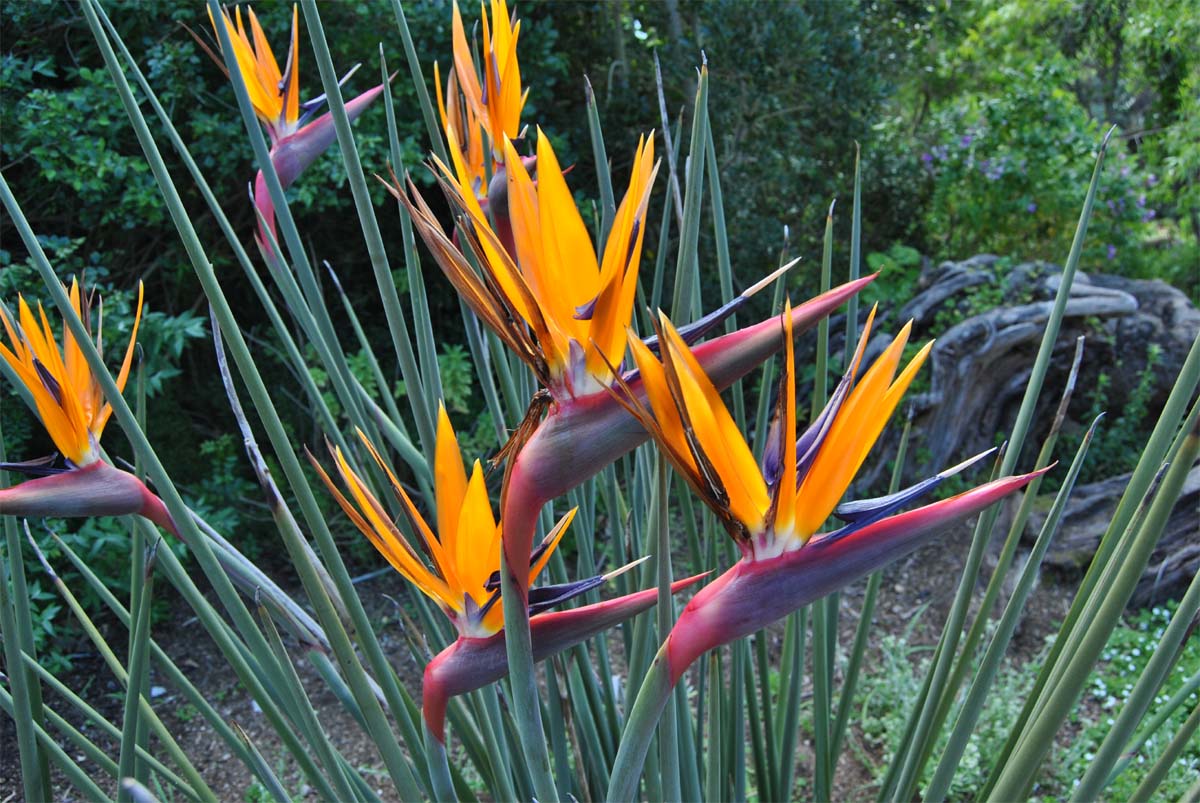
left=586, top=75, right=617, bottom=250
left=982, top=333, right=1200, bottom=795
left=116, top=538, right=158, bottom=803
left=19, top=654, right=203, bottom=802
left=1130, top=700, right=1200, bottom=802
left=925, top=413, right=1100, bottom=801
left=844, top=142, right=862, bottom=370
left=1108, top=668, right=1200, bottom=784
left=991, top=414, right=1200, bottom=798
left=36, top=8, right=419, bottom=795
left=653, top=455, right=682, bottom=802
left=234, top=723, right=294, bottom=803
left=299, top=0, right=436, bottom=458
left=1073, top=558, right=1200, bottom=800
left=0, top=423, right=51, bottom=802
left=671, top=66, right=709, bottom=321
left=889, top=127, right=1116, bottom=802
left=389, top=0, right=448, bottom=164
left=706, top=651, right=724, bottom=802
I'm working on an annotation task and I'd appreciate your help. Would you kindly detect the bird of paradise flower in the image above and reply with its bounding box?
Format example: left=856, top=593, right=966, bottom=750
left=601, top=306, right=1049, bottom=799
left=309, top=405, right=701, bottom=745
left=0, top=280, right=172, bottom=527
left=200, top=4, right=384, bottom=251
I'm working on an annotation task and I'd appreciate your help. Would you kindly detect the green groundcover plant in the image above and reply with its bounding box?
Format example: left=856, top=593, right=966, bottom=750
left=2, top=2, right=1198, bottom=802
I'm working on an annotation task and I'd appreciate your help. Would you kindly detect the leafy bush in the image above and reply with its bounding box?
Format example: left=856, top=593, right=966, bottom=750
left=913, top=63, right=1159, bottom=270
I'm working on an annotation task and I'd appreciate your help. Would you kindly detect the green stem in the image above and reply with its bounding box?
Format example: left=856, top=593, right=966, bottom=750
left=0, top=683, right=111, bottom=801
left=19, top=653, right=199, bottom=800
left=1108, top=669, right=1200, bottom=784
left=982, top=334, right=1200, bottom=797
left=671, top=67, right=709, bottom=321
left=609, top=645, right=676, bottom=802
left=833, top=417, right=910, bottom=764
left=500, top=548, right=559, bottom=802
left=299, top=0, right=437, bottom=459
left=706, top=652, right=724, bottom=802
left=925, top=414, right=1099, bottom=802
left=1075, top=559, right=1200, bottom=800
left=116, top=540, right=157, bottom=803
left=41, top=6, right=420, bottom=796
left=0, top=425, right=51, bottom=802
left=654, top=456, right=681, bottom=802
left=425, top=723, right=457, bottom=802
left=896, top=128, right=1115, bottom=800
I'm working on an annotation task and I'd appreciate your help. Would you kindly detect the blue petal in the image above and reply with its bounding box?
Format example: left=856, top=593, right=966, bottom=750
left=574, top=296, right=598, bottom=320
left=825, top=449, right=997, bottom=542
left=795, top=370, right=853, bottom=485
left=526, top=575, right=608, bottom=617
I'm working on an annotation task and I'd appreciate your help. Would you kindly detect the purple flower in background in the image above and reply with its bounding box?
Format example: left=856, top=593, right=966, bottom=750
left=1147, top=173, right=1159, bottom=187
left=960, top=134, right=974, bottom=148
left=932, top=145, right=949, bottom=161
left=1137, top=194, right=1146, bottom=208
left=1120, top=165, right=1131, bottom=178
left=1142, top=209, right=1157, bottom=222
left=1026, top=202, right=1038, bottom=213
left=921, top=152, right=933, bottom=165
left=1107, top=244, right=1118, bottom=260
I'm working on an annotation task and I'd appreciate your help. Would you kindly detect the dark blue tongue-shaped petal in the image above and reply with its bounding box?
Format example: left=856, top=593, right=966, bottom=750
left=574, top=296, right=598, bottom=320
left=0, top=455, right=68, bottom=477
left=484, top=529, right=563, bottom=593
left=641, top=259, right=800, bottom=356
left=827, top=448, right=998, bottom=541
left=526, top=575, right=610, bottom=617
left=762, top=413, right=785, bottom=486
left=295, top=64, right=361, bottom=128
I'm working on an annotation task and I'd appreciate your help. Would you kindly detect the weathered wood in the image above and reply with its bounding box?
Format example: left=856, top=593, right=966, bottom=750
left=816, top=255, right=1200, bottom=602
left=828, top=255, right=1199, bottom=488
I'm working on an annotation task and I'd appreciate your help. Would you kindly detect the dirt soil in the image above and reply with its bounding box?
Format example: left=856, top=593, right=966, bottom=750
left=1, top=512, right=1082, bottom=803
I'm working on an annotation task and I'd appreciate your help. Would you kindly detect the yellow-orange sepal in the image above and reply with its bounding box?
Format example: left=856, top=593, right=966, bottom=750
left=310, top=406, right=575, bottom=638
left=1, top=280, right=143, bottom=467
left=208, top=4, right=301, bottom=142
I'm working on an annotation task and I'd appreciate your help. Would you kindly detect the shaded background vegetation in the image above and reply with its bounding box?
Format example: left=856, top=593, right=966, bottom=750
left=2, top=0, right=1198, bottom=662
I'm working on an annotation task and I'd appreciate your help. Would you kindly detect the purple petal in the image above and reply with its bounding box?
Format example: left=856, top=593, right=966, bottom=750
left=662, top=467, right=1049, bottom=683
left=641, top=259, right=798, bottom=356
left=526, top=575, right=608, bottom=616
left=795, top=370, right=854, bottom=485
left=270, top=83, right=384, bottom=188
left=422, top=573, right=706, bottom=740
left=829, top=448, right=997, bottom=534
left=0, top=454, right=67, bottom=477
left=574, top=296, right=598, bottom=320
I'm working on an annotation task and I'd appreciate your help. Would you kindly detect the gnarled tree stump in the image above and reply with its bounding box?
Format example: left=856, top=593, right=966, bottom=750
left=818, top=255, right=1199, bottom=603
